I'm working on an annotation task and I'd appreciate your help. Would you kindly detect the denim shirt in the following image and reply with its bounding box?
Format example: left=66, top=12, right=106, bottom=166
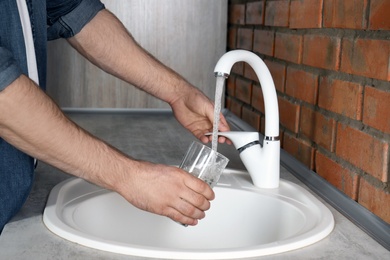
left=0, top=0, right=105, bottom=91
left=0, top=0, right=105, bottom=232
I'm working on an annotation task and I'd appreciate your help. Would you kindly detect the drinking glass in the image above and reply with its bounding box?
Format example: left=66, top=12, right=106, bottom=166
left=180, top=141, right=229, bottom=188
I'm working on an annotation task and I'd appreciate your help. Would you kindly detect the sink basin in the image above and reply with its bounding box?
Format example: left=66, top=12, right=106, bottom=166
left=43, top=169, right=334, bottom=259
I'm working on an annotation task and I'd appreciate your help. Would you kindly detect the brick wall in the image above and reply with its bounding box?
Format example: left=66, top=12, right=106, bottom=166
left=226, top=0, right=390, bottom=224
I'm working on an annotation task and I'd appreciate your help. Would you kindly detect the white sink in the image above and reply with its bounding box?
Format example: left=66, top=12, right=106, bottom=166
left=43, top=169, right=334, bottom=259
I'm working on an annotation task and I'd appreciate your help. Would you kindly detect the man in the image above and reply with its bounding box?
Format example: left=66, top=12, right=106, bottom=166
left=0, top=0, right=229, bottom=231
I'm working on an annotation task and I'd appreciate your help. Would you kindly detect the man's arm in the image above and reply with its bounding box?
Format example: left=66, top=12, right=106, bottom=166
left=0, top=75, right=214, bottom=225
left=67, top=9, right=230, bottom=143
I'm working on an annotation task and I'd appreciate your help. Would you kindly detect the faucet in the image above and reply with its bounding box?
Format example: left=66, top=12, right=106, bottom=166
left=214, top=50, right=280, bottom=189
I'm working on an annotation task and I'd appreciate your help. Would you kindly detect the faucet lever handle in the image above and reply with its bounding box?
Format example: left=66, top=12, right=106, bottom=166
left=205, top=131, right=260, bottom=150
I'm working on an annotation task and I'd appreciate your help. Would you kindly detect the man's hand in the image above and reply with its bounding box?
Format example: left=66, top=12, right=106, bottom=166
left=169, top=86, right=230, bottom=144
left=116, top=161, right=215, bottom=226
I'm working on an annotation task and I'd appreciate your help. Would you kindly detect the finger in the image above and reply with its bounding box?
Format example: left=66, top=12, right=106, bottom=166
left=191, top=122, right=213, bottom=143
left=199, top=134, right=211, bottom=144
left=180, top=188, right=211, bottom=212
left=177, top=196, right=207, bottom=219
left=218, top=113, right=231, bottom=132
left=201, top=132, right=231, bottom=144
left=184, top=176, right=215, bottom=201
left=202, top=132, right=231, bottom=145
left=163, top=206, right=199, bottom=226
left=220, top=136, right=233, bottom=145
left=218, top=136, right=228, bottom=144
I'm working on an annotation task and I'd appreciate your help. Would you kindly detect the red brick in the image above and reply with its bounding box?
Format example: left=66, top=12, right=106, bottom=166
left=264, top=0, right=290, bottom=27
left=369, top=0, right=390, bottom=30
left=336, top=123, right=389, bottom=182
left=275, top=33, right=303, bottom=64
left=235, top=77, right=252, bottom=104
left=228, top=98, right=243, bottom=117
left=244, top=64, right=258, bottom=82
left=253, top=29, right=274, bottom=56
left=359, top=178, right=390, bottom=224
left=340, top=38, right=390, bottom=81
left=260, top=116, right=265, bottom=135
left=242, top=106, right=261, bottom=131
left=286, top=67, right=318, bottom=104
left=300, top=107, right=336, bottom=151
left=264, top=60, right=286, bottom=93
left=279, top=130, right=284, bottom=147
left=252, top=84, right=264, bottom=113
left=237, top=28, right=253, bottom=50
left=302, top=34, right=341, bottom=70
left=318, top=77, right=363, bottom=120
left=226, top=76, right=236, bottom=96
left=315, top=151, right=359, bottom=200
left=278, top=96, right=300, bottom=133
left=225, top=96, right=232, bottom=110
left=246, top=1, right=265, bottom=25
left=290, top=0, right=323, bottom=28
left=231, top=61, right=244, bottom=75
left=283, top=133, right=314, bottom=169
left=228, top=28, right=237, bottom=49
left=229, top=4, right=245, bottom=25
left=363, top=86, right=390, bottom=134
left=323, top=0, right=368, bottom=29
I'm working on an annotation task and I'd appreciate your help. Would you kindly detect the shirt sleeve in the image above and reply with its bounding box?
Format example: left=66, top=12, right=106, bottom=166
left=0, top=47, right=23, bottom=91
left=47, top=0, right=105, bottom=41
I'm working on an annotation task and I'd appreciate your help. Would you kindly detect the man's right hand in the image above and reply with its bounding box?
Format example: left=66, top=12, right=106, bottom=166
left=115, top=161, right=215, bottom=226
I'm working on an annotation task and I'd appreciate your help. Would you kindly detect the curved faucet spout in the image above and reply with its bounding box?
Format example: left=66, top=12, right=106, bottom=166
left=214, top=50, right=279, bottom=138
left=214, top=50, right=280, bottom=188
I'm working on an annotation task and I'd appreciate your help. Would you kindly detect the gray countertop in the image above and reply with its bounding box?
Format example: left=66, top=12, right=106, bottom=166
left=0, top=111, right=389, bottom=260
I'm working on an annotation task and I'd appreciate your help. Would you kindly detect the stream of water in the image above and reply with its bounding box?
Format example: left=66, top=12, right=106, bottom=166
left=211, top=76, right=226, bottom=153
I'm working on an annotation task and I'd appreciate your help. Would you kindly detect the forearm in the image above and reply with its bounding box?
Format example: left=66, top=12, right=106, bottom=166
left=0, top=75, right=214, bottom=226
left=66, top=8, right=230, bottom=144
left=0, top=75, right=133, bottom=190
left=67, top=9, right=192, bottom=105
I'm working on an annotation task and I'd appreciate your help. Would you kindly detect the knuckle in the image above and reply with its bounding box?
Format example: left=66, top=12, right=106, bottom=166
left=194, top=178, right=208, bottom=192
left=163, top=208, right=180, bottom=221
left=194, top=194, right=209, bottom=210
